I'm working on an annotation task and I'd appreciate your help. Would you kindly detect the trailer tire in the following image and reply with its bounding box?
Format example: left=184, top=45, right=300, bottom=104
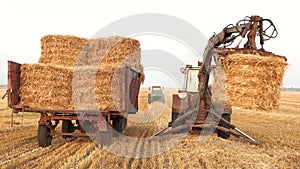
left=62, top=120, right=72, bottom=138
left=112, top=116, right=126, bottom=136
left=148, top=94, right=152, bottom=104
left=124, top=117, right=127, bottom=129
left=217, top=113, right=231, bottom=139
left=38, top=125, right=52, bottom=147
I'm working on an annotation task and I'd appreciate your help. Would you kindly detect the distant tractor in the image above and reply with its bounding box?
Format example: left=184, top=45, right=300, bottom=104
left=148, top=86, right=165, bottom=104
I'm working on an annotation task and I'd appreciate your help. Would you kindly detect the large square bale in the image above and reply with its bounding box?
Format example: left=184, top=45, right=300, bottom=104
left=39, top=35, right=88, bottom=67
left=212, top=48, right=287, bottom=110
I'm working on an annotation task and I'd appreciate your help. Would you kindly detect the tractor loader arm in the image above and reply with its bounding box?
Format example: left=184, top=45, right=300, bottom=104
left=151, top=16, right=277, bottom=145
left=198, top=23, right=247, bottom=104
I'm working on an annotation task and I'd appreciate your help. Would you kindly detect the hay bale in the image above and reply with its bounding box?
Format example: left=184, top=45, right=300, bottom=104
left=72, top=36, right=143, bottom=111
left=20, top=63, right=74, bottom=110
left=77, top=36, right=141, bottom=66
left=212, top=48, right=287, bottom=110
left=38, top=35, right=88, bottom=67
left=20, top=35, right=143, bottom=111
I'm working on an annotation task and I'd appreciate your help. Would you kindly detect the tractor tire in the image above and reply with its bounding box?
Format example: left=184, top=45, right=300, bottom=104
left=217, top=113, right=231, bottom=139
left=100, top=123, right=113, bottom=146
left=62, top=120, right=72, bottom=138
left=38, top=125, right=52, bottom=147
left=148, top=94, right=152, bottom=104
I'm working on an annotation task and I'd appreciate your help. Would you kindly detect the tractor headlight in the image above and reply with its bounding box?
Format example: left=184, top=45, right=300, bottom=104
left=178, top=90, right=187, bottom=99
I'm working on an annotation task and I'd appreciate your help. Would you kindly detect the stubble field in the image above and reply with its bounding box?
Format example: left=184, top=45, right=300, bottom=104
left=0, top=87, right=299, bottom=168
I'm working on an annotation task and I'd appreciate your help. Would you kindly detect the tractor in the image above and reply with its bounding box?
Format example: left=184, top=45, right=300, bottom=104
left=148, top=86, right=165, bottom=104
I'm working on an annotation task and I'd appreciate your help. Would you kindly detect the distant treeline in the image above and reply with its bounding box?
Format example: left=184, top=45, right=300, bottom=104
left=282, top=87, right=300, bottom=92
left=0, top=84, right=7, bottom=87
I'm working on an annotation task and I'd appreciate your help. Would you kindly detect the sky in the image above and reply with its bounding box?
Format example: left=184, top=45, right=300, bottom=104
left=0, top=0, right=299, bottom=88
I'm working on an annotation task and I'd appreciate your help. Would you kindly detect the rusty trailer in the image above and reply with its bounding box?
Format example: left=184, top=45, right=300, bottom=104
left=7, top=61, right=142, bottom=147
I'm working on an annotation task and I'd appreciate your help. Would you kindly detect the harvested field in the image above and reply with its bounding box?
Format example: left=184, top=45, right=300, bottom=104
left=0, top=87, right=299, bottom=168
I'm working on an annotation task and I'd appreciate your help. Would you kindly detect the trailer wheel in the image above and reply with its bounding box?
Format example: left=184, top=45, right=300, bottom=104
left=112, top=116, right=126, bottom=136
left=62, top=120, right=72, bottom=138
left=217, top=113, right=231, bottom=139
left=124, top=117, right=127, bottom=129
left=148, top=94, right=152, bottom=104
left=38, top=125, right=52, bottom=147
left=100, top=123, right=113, bottom=146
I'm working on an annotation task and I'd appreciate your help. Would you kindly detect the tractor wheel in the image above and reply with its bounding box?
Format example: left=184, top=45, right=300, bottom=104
left=100, top=123, right=113, bottom=146
left=38, top=125, right=52, bottom=147
left=62, top=120, right=73, bottom=138
left=217, top=113, right=231, bottom=139
left=148, top=94, right=152, bottom=104
left=124, top=117, right=127, bottom=129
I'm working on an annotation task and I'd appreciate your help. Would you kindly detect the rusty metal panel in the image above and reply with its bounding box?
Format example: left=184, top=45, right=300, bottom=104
left=172, top=94, right=188, bottom=114
left=124, top=65, right=129, bottom=112
left=128, top=69, right=141, bottom=113
left=122, top=65, right=142, bottom=113
left=120, top=66, right=126, bottom=112
left=7, top=61, right=21, bottom=108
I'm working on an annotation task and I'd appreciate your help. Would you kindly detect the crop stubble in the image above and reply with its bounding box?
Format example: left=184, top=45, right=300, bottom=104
left=0, top=88, right=299, bottom=168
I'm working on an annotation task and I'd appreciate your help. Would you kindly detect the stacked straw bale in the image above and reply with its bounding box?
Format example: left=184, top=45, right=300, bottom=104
left=73, top=37, right=143, bottom=111
left=20, top=35, right=143, bottom=111
left=212, top=48, right=287, bottom=110
left=39, top=35, right=88, bottom=67
left=20, top=64, right=74, bottom=110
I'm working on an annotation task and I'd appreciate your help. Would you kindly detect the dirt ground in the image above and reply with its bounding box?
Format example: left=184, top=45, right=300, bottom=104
left=0, top=87, right=299, bottom=169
